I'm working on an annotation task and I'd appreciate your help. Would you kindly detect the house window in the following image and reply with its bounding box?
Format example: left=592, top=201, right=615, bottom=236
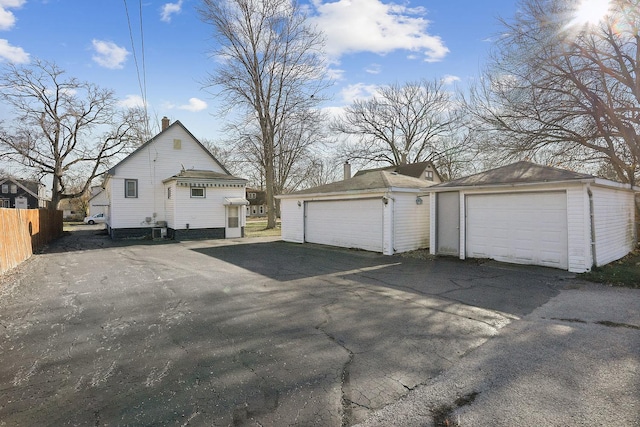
left=173, top=139, right=182, bottom=149
left=1, top=184, right=7, bottom=193
left=425, top=170, right=434, bottom=180
left=191, top=187, right=205, bottom=198
left=167, top=187, right=172, bottom=199
left=10, top=184, right=17, bottom=193
left=0, top=199, right=9, bottom=208
left=248, top=192, right=256, bottom=199
left=125, top=179, right=138, bottom=198
left=259, top=205, right=264, bottom=215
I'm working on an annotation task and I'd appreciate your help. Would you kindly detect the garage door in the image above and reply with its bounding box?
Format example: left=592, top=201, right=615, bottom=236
left=466, top=192, right=568, bottom=269
left=305, top=199, right=383, bottom=252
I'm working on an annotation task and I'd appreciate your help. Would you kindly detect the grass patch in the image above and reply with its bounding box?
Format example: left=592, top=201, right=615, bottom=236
left=579, top=249, right=640, bottom=288
left=244, top=219, right=281, bottom=238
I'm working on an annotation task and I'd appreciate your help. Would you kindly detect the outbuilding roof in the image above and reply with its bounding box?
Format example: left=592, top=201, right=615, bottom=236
left=281, top=170, right=432, bottom=197
left=433, top=161, right=594, bottom=188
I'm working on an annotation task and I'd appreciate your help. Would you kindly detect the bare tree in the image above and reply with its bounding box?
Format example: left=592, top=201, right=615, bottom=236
left=332, top=80, right=466, bottom=170
left=0, top=60, right=147, bottom=208
left=468, top=0, right=640, bottom=185
left=199, top=0, right=329, bottom=228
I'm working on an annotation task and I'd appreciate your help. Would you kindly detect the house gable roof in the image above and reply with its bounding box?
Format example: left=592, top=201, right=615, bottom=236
left=433, top=161, right=595, bottom=188
left=107, top=120, right=231, bottom=175
left=0, top=177, right=41, bottom=199
left=283, top=170, right=432, bottom=197
left=354, top=161, right=442, bottom=182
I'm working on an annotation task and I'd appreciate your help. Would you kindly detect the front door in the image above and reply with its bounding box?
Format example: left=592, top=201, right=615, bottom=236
left=225, top=205, right=241, bottom=238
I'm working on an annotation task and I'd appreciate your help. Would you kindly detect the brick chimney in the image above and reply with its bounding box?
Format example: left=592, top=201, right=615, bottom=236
left=343, top=160, right=351, bottom=180
left=161, top=116, right=170, bottom=131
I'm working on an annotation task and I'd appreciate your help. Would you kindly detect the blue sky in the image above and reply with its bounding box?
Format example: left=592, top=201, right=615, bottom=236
left=0, top=0, right=518, bottom=145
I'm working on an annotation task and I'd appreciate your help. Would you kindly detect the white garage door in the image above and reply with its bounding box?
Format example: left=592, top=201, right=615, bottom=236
left=305, top=199, right=383, bottom=252
left=466, top=192, right=568, bottom=269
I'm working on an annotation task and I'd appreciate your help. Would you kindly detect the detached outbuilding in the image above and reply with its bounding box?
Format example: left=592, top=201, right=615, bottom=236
left=428, top=162, right=638, bottom=273
left=278, top=169, right=435, bottom=255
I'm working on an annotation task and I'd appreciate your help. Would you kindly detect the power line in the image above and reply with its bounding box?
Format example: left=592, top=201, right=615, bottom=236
left=123, top=0, right=150, bottom=138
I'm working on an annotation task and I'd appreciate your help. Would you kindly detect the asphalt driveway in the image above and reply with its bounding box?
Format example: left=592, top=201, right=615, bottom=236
left=0, top=230, right=637, bottom=426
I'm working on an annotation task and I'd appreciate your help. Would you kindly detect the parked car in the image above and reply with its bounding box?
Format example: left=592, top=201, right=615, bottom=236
left=83, top=213, right=106, bottom=225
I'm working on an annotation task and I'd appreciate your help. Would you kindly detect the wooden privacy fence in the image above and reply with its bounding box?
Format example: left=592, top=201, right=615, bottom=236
left=0, top=208, right=63, bottom=275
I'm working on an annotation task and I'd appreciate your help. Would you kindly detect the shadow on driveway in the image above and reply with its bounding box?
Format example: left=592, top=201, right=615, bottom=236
left=192, top=241, right=570, bottom=318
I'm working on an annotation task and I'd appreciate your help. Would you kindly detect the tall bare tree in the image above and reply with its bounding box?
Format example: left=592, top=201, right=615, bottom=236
left=0, top=60, right=146, bottom=208
left=468, top=0, right=640, bottom=185
left=332, top=79, right=466, bottom=170
left=199, top=0, right=328, bottom=228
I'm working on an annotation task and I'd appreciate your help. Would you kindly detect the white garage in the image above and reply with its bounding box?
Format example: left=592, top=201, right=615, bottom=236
left=278, top=169, right=434, bottom=255
left=429, top=162, right=638, bottom=273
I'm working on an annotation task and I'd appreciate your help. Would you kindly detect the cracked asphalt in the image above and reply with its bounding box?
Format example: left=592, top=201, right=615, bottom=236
left=1, top=226, right=625, bottom=426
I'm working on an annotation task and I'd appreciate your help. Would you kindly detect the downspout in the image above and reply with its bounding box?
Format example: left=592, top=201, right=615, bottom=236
left=587, top=185, right=597, bottom=269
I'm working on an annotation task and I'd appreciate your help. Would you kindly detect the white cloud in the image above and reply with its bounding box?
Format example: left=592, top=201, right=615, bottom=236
left=0, top=0, right=24, bottom=31
left=365, top=63, right=381, bottom=74
left=178, top=98, right=207, bottom=112
left=119, top=94, right=146, bottom=109
left=161, top=0, right=183, bottom=23
left=442, top=74, right=460, bottom=85
left=326, top=67, right=345, bottom=80
left=311, top=0, right=448, bottom=62
left=0, top=38, right=28, bottom=63
left=339, top=83, right=379, bottom=104
left=91, top=39, right=129, bottom=69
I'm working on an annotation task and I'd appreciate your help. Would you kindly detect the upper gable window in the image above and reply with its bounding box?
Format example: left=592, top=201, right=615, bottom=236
left=425, top=170, right=434, bottom=180
left=191, top=187, right=205, bottom=198
left=125, top=179, right=138, bottom=198
left=10, top=184, right=17, bottom=193
left=248, top=192, right=256, bottom=199
left=1, top=184, right=7, bottom=194
left=173, top=139, right=182, bottom=149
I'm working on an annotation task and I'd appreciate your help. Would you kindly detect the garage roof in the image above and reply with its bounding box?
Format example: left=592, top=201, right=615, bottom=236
left=433, top=161, right=594, bottom=188
left=281, top=170, right=432, bottom=197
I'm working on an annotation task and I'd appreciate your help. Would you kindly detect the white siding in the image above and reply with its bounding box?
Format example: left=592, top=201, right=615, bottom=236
left=173, top=185, right=243, bottom=229
left=392, top=192, right=430, bottom=253
left=164, top=182, right=176, bottom=227
left=109, top=125, right=227, bottom=229
left=280, top=199, right=305, bottom=243
left=592, top=186, right=636, bottom=266
left=566, top=185, right=591, bottom=273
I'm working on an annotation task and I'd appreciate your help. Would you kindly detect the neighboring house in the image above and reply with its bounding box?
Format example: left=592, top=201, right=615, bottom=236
left=246, top=188, right=267, bottom=217
left=278, top=169, right=436, bottom=255
left=104, top=117, right=248, bottom=239
left=0, top=177, right=47, bottom=209
left=428, top=161, right=639, bottom=273
left=58, top=198, right=86, bottom=220
left=353, top=161, right=443, bottom=183
left=88, top=187, right=109, bottom=217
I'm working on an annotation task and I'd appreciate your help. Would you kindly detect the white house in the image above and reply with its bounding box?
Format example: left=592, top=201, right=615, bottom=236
left=88, top=187, right=109, bottom=217
left=428, top=162, right=638, bottom=273
left=104, top=118, right=248, bottom=239
left=278, top=168, right=437, bottom=255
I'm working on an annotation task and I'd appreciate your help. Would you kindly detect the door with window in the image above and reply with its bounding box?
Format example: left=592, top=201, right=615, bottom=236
left=225, top=205, right=241, bottom=238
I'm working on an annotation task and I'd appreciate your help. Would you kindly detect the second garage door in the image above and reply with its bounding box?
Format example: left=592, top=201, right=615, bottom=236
left=305, top=199, right=383, bottom=252
left=466, top=192, right=568, bottom=269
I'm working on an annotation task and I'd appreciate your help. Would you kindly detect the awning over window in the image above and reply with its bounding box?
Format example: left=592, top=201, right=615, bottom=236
left=224, top=197, right=250, bottom=206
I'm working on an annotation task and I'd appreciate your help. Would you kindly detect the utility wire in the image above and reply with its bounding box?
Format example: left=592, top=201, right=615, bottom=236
left=123, top=0, right=150, bottom=139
